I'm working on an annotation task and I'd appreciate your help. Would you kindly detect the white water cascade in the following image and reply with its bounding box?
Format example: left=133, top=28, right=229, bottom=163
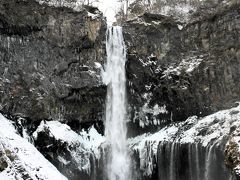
left=102, top=26, right=131, bottom=180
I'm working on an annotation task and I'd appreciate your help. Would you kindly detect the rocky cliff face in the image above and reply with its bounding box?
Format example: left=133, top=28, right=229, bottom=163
left=0, top=0, right=106, bottom=127
left=0, top=1, right=107, bottom=179
left=124, top=0, right=240, bottom=132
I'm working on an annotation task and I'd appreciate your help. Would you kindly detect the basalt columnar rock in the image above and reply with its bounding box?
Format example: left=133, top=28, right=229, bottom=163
left=123, top=0, right=240, bottom=131
left=0, top=0, right=107, bottom=126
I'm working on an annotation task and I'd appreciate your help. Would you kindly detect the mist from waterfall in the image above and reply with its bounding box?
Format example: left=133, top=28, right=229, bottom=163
left=102, top=26, right=131, bottom=180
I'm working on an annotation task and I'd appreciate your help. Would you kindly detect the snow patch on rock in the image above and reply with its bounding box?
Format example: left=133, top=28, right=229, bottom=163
left=33, top=121, right=105, bottom=174
left=136, top=93, right=168, bottom=128
left=162, top=55, right=204, bottom=78
left=224, top=114, right=240, bottom=177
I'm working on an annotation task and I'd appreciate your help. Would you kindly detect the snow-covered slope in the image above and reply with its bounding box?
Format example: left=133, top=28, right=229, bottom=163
left=0, top=114, right=67, bottom=180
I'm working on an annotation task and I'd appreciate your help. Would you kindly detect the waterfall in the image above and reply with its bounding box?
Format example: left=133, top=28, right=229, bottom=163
left=102, top=26, right=131, bottom=180
left=155, top=142, right=233, bottom=180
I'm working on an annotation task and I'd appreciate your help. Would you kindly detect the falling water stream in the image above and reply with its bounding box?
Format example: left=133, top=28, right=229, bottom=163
left=102, top=26, right=131, bottom=180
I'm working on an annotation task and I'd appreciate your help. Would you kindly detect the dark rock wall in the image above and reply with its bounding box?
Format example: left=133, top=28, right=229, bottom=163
left=0, top=0, right=107, bottom=125
left=124, top=2, right=240, bottom=131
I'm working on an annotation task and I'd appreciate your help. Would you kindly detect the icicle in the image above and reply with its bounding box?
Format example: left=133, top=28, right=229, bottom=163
left=195, top=143, right=200, bottom=180
left=204, top=142, right=217, bottom=180
left=188, top=143, right=193, bottom=180
left=169, top=142, right=175, bottom=180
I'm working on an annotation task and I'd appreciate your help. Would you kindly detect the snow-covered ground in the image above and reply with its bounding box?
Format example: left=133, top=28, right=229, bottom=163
left=0, top=114, right=67, bottom=180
